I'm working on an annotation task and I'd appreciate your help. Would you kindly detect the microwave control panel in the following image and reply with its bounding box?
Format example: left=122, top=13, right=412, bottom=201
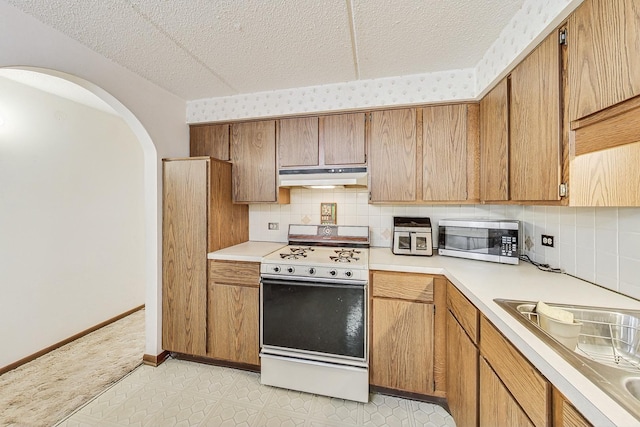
left=501, top=236, right=518, bottom=258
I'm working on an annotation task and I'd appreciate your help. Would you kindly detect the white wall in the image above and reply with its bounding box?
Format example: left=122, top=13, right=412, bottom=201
left=249, top=189, right=640, bottom=300
left=0, top=78, right=145, bottom=368
left=0, top=0, right=188, bottom=361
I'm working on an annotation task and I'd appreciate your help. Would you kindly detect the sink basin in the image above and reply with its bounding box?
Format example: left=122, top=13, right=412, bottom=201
left=495, top=299, right=640, bottom=421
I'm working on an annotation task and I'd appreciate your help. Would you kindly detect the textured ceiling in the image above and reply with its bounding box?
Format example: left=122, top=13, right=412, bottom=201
left=5, top=0, right=526, bottom=101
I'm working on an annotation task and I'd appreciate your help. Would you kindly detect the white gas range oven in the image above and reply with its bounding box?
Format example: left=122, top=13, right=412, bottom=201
left=259, top=224, right=370, bottom=402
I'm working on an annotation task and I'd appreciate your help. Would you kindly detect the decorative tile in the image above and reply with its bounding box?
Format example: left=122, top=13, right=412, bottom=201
left=144, top=393, right=218, bottom=427
left=266, top=387, right=314, bottom=415
left=309, top=395, right=360, bottom=425
left=254, top=410, right=307, bottom=427
left=56, top=412, right=120, bottom=427
left=77, top=381, right=144, bottom=419
left=223, top=371, right=273, bottom=407
left=102, top=384, right=178, bottom=426
left=183, top=364, right=239, bottom=398
left=410, top=400, right=455, bottom=427
left=362, top=394, right=411, bottom=427
left=201, top=401, right=260, bottom=427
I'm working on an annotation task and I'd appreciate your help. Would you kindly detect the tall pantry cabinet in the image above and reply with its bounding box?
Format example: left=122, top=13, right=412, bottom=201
left=162, top=157, right=249, bottom=356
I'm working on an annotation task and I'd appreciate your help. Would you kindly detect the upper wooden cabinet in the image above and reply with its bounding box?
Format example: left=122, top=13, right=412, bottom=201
left=320, top=113, right=367, bottom=166
left=277, top=113, right=366, bottom=169
left=568, top=0, right=640, bottom=123
left=278, top=117, right=319, bottom=167
left=368, top=109, right=417, bottom=202
left=567, top=0, right=640, bottom=206
left=510, top=31, right=562, bottom=202
left=231, top=120, right=289, bottom=204
left=190, top=124, right=230, bottom=160
left=480, top=30, right=564, bottom=203
left=422, top=104, right=479, bottom=202
left=480, top=79, right=509, bottom=202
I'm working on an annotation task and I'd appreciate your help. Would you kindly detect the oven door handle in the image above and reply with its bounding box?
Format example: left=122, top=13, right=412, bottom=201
left=260, top=276, right=366, bottom=289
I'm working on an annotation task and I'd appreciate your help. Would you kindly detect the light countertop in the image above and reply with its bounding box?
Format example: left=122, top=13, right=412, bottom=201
left=370, top=248, right=640, bottom=427
left=208, top=242, right=640, bottom=425
left=207, top=241, right=285, bottom=262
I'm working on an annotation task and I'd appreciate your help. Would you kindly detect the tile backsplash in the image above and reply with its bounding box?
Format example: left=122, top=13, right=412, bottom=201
left=249, top=188, right=640, bottom=300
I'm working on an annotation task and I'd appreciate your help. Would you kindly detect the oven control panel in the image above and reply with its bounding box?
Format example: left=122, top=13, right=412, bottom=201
left=261, top=264, right=368, bottom=282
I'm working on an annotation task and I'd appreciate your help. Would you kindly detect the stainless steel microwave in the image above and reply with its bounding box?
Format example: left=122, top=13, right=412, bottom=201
left=438, top=219, right=520, bottom=264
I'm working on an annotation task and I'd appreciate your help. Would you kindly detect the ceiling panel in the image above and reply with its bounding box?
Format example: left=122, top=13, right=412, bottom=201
left=129, top=0, right=357, bottom=95
left=352, top=0, right=525, bottom=79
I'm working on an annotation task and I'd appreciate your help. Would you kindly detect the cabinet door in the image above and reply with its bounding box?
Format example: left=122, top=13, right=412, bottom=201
left=479, top=358, right=535, bottom=427
left=568, top=0, right=640, bottom=122
left=369, top=109, right=417, bottom=202
left=447, top=311, right=478, bottom=427
left=423, top=104, right=478, bottom=201
left=162, top=159, right=207, bottom=356
left=510, top=32, right=561, bottom=201
left=371, top=298, right=433, bottom=394
left=208, top=283, right=259, bottom=365
left=231, top=120, right=278, bottom=203
left=480, top=79, right=509, bottom=201
left=552, top=388, right=592, bottom=427
left=278, top=117, right=319, bottom=167
left=320, top=113, right=366, bottom=165
left=190, top=124, right=230, bottom=160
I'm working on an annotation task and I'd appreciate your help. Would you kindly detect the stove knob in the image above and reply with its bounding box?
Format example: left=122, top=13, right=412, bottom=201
left=308, top=267, right=316, bottom=275
left=345, top=271, right=353, bottom=278
left=287, top=267, right=295, bottom=274
left=329, top=270, right=337, bottom=276
left=273, top=266, right=281, bottom=273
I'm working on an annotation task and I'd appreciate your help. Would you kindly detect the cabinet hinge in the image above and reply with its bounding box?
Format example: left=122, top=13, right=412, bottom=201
left=559, top=29, right=567, bottom=45
left=368, top=191, right=372, bottom=201
left=559, top=183, right=568, bottom=198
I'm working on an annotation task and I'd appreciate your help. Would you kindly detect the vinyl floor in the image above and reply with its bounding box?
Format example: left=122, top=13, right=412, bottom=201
left=56, top=357, right=456, bottom=427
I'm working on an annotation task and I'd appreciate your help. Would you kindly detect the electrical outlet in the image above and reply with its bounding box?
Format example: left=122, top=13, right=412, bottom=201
left=268, top=222, right=279, bottom=230
left=541, top=234, right=555, bottom=247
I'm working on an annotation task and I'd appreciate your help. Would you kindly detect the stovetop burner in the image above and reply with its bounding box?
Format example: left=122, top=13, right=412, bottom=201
left=279, top=247, right=314, bottom=260
left=330, top=249, right=361, bottom=263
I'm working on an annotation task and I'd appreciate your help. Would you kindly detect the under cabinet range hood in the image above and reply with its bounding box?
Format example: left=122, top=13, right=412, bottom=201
left=278, top=167, right=367, bottom=189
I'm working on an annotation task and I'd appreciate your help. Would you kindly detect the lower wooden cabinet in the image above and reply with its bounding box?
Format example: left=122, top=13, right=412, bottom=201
left=208, top=260, right=260, bottom=366
left=446, top=310, right=478, bottom=427
left=479, top=357, right=535, bottom=427
left=553, top=388, right=592, bottom=427
left=370, top=271, right=446, bottom=397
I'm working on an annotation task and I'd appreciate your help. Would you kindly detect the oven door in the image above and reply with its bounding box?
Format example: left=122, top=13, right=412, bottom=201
left=260, top=276, right=367, bottom=365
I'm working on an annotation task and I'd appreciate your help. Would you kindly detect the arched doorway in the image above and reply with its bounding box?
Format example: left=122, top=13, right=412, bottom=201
left=0, top=67, right=158, bottom=368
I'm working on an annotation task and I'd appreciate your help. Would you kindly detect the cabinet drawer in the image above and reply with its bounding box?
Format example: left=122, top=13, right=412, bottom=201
left=447, top=282, right=479, bottom=344
left=371, top=271, right=434, bottom=302
left=480, top=316, right=550, bottom=427
left=209, top=260, right=260, bottom=287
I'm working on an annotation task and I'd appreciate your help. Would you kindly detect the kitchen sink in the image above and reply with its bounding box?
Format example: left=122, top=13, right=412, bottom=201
left=494, top=299, right=640, bottom=421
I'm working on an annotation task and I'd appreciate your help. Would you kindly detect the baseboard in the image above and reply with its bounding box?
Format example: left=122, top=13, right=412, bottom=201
left=142, top=350, right=170, bottom=367
left=369, top=385, right=450, bottom=412
left=0, top=305, right=145, bottom=376
left=173, top=353, right=261, bottom=372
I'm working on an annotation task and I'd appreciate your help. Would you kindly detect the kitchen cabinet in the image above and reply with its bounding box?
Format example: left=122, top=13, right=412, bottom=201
left=566, top=0, right=640, bottom=206
left=231, top=120, right=289, bottom=204
left=480, top=30, right=564, bottom=203
left=278, top=113, right=366, bottom=169
left=189, top=124, right=230, bottom=160
left=422, top=104, right=479, bottom=202
left=479, top=357, right=535, bottom=427
left=480, top=316, right=551, bottom=427
left=162, top=157, right=249, bottom=356
left=368, top=109, right=417, bottom=202
left=446, top=283, right=479, bottom=427
left=208, top=260, right=260, bottom=366
left=568, top=0, right=640, bottom=123
left=370, top=271, right=446, bottom=397
left=509, top=31, right=562, bottom=202
left=553, top=388, right=592, bottom=427
left=479, top=79, right=509, bottom=202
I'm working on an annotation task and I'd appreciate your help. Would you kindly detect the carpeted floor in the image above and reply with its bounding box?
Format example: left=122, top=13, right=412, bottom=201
left=0, top=309, right=145, bottom=427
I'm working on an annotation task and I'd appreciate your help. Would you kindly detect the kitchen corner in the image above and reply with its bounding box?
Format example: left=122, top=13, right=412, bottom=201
left=369, top=249, right=640, bottom=427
